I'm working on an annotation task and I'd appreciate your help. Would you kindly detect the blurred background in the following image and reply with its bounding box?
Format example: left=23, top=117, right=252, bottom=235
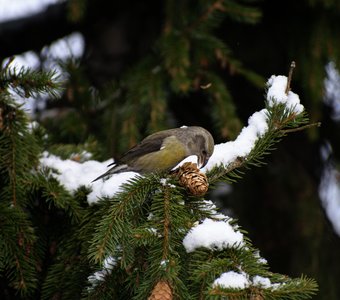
left=1, top=0, right=340, bottom=298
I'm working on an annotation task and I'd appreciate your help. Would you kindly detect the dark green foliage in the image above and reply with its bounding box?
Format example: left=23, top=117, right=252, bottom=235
left=83, top=95, right=318, bottom=298
left=0, top=57, right=62, bottom=99
left=0, top=61, right=318, bottom=299
left=0, top=64, right=46, bottom=297
left=88, top=175, right=161, bottom=265
left=84, top=172, right=317, bottom=300
left=0, top=204, right=38, bottom=297
left=206, top=276, right=318, bottom=300
left=81, top=0, right=265, bottom=157
left=0, top=60, right=85, bottom=298
left=0, top=1, right=322, bottom=299
left=207, top=103, right=311, bottom=184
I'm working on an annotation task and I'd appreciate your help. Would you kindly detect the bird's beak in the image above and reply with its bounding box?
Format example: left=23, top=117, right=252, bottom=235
left=198, top=154, right=209, bottom=169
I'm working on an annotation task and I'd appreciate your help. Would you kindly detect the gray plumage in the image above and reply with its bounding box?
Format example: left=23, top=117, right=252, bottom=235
left=92, top=126, right=214, bottom=181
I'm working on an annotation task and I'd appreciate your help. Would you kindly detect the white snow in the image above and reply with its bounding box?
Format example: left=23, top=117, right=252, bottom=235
left=0, top=0, right=62, bottom=22
left=317, top=62, right=340, bottom=236
left=324, top=61, right=340, bottom=121
left=89, top=172, right=138, bottom=204
left=27, top=120, right=39, bottom=133
left=319, top=161, right=340, bottom=236
left=200, top=200, right=226, bottom=220
left=182, top=218, right=244, bottom=253
left=252, top=275, right=272, bottom=288
left=253, top=251, right=268, bottom=265
left=159, top=178, right=176, bottom=188
left=266, top=75, right=304, bottom=114
left=212, top=272, right=283, bottom=291
left=160, top=259, right=169, bottom=268
left=203, top=75, right=304, bottom=172
left=172, top=155, right=198, bottom=170
left=39, top=152, right=138, bottom=205
left=3, top=32, right=84, bottom=72
left=87, top=256, right=117, bottom=286
left=3, top=51, right=40, bottom=70
left=252, top=275, right=283, bottom=290
left=213, top=271, right=249, bottom=289
left=318, top=143, right=340, bottom=237
left=36, top=75, right=304, bottom=207
left=202, top=109, right=267, bottom=171
left=70, top=150, right=92, bottom=162
left=0, top=1, right=84, bottom=115
left=43, top=32, right=84, bottom=61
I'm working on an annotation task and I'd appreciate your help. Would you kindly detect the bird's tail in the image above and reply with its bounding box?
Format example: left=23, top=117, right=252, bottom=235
left=92, top=164, right=129, bottom=182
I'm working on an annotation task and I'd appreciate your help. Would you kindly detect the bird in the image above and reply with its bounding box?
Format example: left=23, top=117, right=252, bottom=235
left=92, top=126, right=214, bottom=181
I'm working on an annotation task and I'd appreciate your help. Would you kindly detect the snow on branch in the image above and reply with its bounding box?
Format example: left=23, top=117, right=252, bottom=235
left=39, top=75, right=305, bottom=204
left=202, top=75, right=304, bottom=174
left=183, top=218, right=244, bottom=253
left=39, top=151, right=138, bottom=204
left=212, top=271, right=283, bottom=290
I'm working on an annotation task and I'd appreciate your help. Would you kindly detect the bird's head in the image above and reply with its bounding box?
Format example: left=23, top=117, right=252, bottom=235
left=186, top=127, right=214, bottom=168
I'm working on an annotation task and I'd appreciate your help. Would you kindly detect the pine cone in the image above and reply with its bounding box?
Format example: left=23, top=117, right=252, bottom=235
left=176, top=162, right=209, bottom=196
left=148, top=280, right=172, bottom=300
left=250, top=295, right=264, bottom=300
left=250, top=288, right=264, bottom=300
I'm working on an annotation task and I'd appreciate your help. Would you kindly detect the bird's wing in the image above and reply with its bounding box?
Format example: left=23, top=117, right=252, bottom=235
left=119, top=130, right=176, bottom=164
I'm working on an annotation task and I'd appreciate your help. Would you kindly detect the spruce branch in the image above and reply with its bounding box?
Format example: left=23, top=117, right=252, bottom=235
left=267, top=275, right=318, bottom=299
left=0, top=204, right=38, bottom=296
left=88, top=175, right=160, bottom=264
left=186, top=0, right=225, bottom=33
left=9, top=132, right=17, bottom=207
left=207, top=275, right=318, bottom=300
left=26, top=170, right=84, bottom=223
left=221, top=1, right=262, bottom=24
left=207, top=67, right=313, bottom=184
left=186, top=0, right=261, bottom=34
left=162, top=185, right=171, bottom=261
left=207, top=105, right=310, bottom=183
left=0, top=98, right=41, bottom=207
left=0, top=57, right=63, bottom=98
left=0, top=79, right=79, bottom=297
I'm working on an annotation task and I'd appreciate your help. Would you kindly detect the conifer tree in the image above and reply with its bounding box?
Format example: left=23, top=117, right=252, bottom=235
left=0, top=59, right=63, bottom=297
left=3, top=0, right=340, bottom=298
left=44, top=0, right=265, bottom=157
left=0, top=58, right=318, bottom=299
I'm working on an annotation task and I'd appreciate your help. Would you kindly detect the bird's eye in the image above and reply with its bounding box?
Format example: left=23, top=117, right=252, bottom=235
left=202, top=150, right=207, bottom=156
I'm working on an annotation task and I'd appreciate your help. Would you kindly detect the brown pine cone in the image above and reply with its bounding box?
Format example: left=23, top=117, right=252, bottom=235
left=148, top=280, right=172, bottom=300
left=175, top=162, right=209, bottom=197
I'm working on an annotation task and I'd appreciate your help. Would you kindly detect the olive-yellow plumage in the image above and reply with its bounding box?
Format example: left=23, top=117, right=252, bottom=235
left=92, top=126, right=214, bottom=181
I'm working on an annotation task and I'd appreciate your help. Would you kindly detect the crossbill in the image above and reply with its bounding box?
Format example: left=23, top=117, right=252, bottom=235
left=93, top=126, right=214, bottom=181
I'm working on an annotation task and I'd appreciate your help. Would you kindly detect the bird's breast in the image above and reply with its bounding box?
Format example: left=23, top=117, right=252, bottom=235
left=134, top=136, right=187, bottom=173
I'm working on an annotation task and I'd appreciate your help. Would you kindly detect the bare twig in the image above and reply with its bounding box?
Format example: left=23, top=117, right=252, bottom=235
left=285, top=61, right=296, bottom=95
left=281, top=122, right=321, bottom=134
